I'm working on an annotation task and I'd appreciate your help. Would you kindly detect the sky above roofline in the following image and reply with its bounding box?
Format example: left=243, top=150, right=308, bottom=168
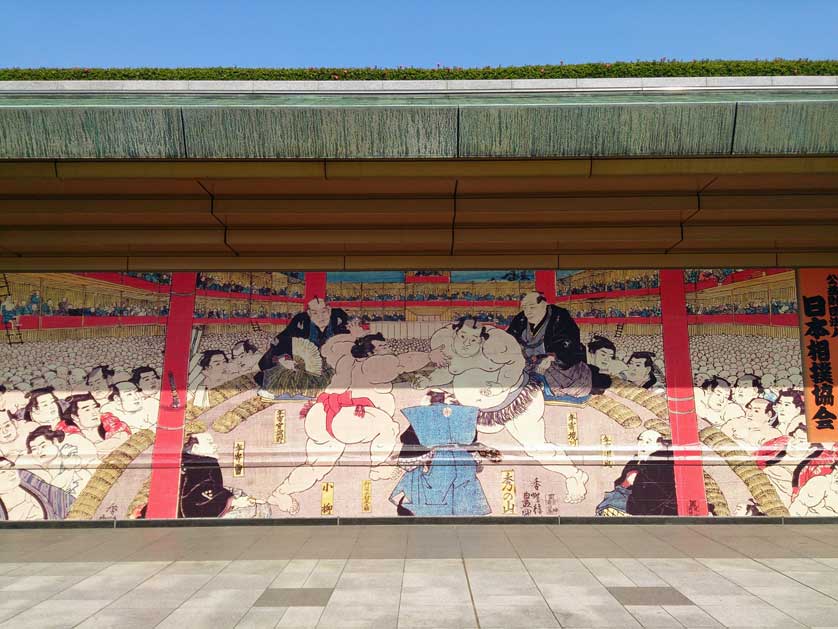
left=1, top=1, right=835, bottom=69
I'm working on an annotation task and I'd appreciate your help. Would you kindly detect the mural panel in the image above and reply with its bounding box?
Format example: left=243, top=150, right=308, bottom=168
left=685, top=269, right=808, bottom=517
left=0, top=272, right=170, bottom=520
left=0, top=267, right=827, bottom=521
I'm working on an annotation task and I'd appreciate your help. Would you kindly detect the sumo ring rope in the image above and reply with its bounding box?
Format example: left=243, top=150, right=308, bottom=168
left=66, top=428, right=156, bottom=520
left=185, top=374, right=260, bottom=422
left=126, top=476, right=151, bottom=519
left=584, top=394, right=643, bottom=429
left=698, top=425, right=788, bottom=517
left=605, top=379, right=784, bottom=517
left=702, top=470, right=731, bottom=516
left=66, top=420, right=207, bottom=521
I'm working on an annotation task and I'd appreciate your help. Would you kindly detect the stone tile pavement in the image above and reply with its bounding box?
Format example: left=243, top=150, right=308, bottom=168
left=1, top=524, right=838, bottom=627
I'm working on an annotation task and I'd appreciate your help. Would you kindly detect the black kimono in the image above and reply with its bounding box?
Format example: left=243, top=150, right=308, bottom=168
left=507, top=304, right=611, bottom=393
left=614, top=450, right=678, bottom=516
left=507, top=304, right=585, bottom=368
left=178, top=452, right=233, bottom=518
left=255, top=308, right=349, bottom=385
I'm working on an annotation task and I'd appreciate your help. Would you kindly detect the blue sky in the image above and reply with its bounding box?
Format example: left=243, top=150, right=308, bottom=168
left=1, top=1, right=835, bottom=68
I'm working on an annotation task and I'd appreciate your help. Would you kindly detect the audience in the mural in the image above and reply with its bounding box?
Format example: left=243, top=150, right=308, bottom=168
left=686, top=299, right=797, bottom=316
left=409, top=270, right=446, bottom=277
left=571, top=305, right=662, bottom=318
left=11, top=293, right=168, bottom=318
left=0, top=409, right=26, bottom=462
left=623, top=352, right=661, bottom=391
left=0, top=322, right=181, bottom=520
left=196, top=273, right=304, bottom=298
left=193, top=308, right=294, bottom=320
left=126, top=272, right=171, bottom=285
left=683, top=268, right=739, bottom=285
left=359, top=312, right=407, bottom=322
left=449, top=311, right=512, bottom=326
left=25, top=426, right=92, bottom=502
left=789, top=465, right=838, bottom=516
left=0, top=456, right=46, bottom=520
left=557, top=272, right=660, bottom=297
left=691, top=331, right=808, bottom=506
left=64, top=393, right=132, bottom=458
left=722, top=397, right=783, bottom=446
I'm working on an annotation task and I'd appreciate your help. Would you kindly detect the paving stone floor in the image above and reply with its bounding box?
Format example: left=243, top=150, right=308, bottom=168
left=2, top=524, right=838, bottom=628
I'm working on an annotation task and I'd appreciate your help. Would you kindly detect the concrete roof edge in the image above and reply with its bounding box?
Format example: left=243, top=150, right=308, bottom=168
left=0, top=76, right=836, bottom=94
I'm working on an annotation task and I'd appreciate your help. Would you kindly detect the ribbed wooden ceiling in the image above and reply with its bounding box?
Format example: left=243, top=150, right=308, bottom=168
left=0, top=158, right=836, bottom=271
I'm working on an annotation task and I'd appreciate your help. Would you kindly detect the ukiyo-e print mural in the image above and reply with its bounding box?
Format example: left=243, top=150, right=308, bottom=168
left=0, top=272, right=170, bottom=521
left=0, top=267, right=832, bottom=521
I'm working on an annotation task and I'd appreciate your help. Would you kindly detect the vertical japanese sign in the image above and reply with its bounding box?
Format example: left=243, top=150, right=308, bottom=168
left=361, top=479, right=372, bottom=513
left=566, top=412, right=579, bottom=447
left=274, top=409, right=286, bottom=444
left=501, top=470, right=516, bottom=514
left=600, top=434, right=613, bottom=467
left=321, top=482, right=335, bottom=516
left=798, top=269, right=838, bottom=442
left=232, top=441, right=245, bottom=478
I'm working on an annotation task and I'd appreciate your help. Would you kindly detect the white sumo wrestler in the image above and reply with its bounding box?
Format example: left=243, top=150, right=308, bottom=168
left=413, top=316, right=588, bottom=503
left=268, top=322, right=444, bottom=514
left=0, top=457, right=44, bottom=520
left=720, top=397, right=782, bottom=447
left=789, top=465, right=838, bottom=516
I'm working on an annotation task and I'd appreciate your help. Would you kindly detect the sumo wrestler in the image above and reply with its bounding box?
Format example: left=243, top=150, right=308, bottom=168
left=413, top=316, right=588, bottom=503
left=268, top=322, right=445, bottom=514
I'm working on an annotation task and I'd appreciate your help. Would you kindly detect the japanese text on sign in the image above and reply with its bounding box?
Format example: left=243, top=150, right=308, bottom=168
left=361, top=479, right=372, bottom=513
left=798, top=270, right=838, bottom=442
left=601, top=434, right=613, bottom=467
left=232, top=441, right=245, bottom=477
left=566, top=412, right=579, bottom=447
left=321, top=482, right=335, bottom=516
left=522, top=477, right=543, bottom=517
left=274, top=409, right=286, bottom=444
left=501, top=470, right=516, bottom=514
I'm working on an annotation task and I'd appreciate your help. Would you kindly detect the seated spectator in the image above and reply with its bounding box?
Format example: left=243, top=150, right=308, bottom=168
left=25, top=426, right=92, bottom=503
left=131, top=367, right=161, bottom=402
left=64, top=394, right=131, bottom=458
left=0, top=457, right=46, bottom=521
left=230, top=340, right=260, bottom=375
left=101, top=381, right=157, bottom=432
left=85, top=365, right=114, bottom=406
left=624, top=352, right=660, bottom=390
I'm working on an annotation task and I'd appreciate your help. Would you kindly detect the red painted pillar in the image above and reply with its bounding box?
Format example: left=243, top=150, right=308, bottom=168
left=659, top=269, right=709, bottom=516
left=534, top=270, right=557, bottom=302
left=305, top=272, right=328, bottom=303
left=146, top=272, right=197, bottom=519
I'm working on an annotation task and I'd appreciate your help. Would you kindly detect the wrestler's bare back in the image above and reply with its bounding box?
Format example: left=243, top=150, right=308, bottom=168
left=320, top=331, right=437, bottom=415
left=268, top=331, right=437, bottom=512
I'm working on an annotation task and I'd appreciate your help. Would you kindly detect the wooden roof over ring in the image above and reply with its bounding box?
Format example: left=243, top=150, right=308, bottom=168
left=0, top=79, right=836, bottom=271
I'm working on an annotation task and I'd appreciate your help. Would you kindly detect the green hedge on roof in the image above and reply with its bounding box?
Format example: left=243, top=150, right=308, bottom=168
left=1, top=59, right=836, bottom=81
